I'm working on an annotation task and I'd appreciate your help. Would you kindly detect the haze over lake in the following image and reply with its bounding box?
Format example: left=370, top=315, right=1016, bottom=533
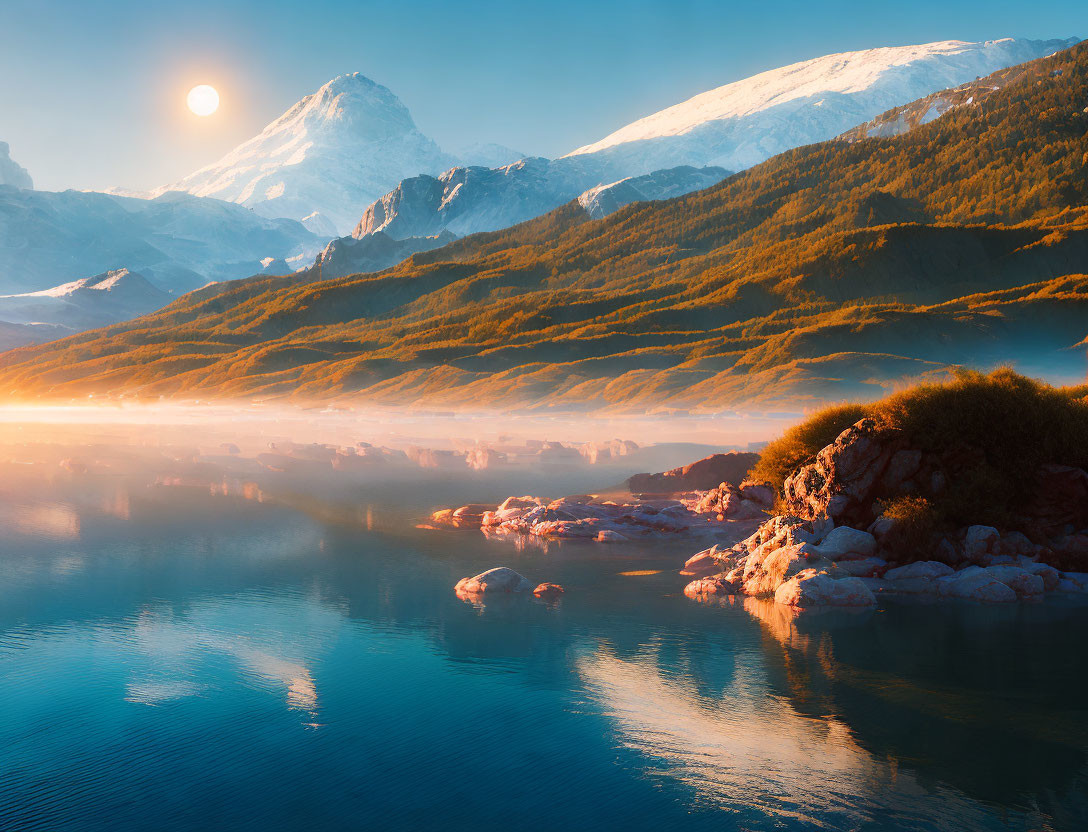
left=1, top=409, right=1087, bottom=830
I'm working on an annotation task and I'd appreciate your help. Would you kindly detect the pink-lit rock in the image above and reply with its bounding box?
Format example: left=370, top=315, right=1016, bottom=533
left=684, top=577, right=738, bottom=597
left=533, top=583, right=565, bottom=597
left=774, top=570, right=876, bottom=607
left=454, top=567, right=532, bottom=595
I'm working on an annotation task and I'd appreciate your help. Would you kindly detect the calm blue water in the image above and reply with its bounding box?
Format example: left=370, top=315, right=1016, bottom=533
left=2, top=464, right=1087, bottom=831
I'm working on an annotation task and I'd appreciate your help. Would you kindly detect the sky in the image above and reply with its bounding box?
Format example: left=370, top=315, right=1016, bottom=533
left=1, top=0, right=1086, bottom=192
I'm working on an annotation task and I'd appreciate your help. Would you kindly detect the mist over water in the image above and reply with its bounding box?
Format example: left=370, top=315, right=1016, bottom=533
left=1, top=407, right=1087, bottom=831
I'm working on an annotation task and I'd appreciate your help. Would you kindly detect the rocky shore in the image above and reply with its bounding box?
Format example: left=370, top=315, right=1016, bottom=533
left=438, top=373, right=1088, bottom=612
left=430, top=453, right=773, bottom=543
left=683, top=416, right=1088, bottom=608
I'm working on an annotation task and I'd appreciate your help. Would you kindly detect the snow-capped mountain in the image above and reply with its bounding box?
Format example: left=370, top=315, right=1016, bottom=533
left=0, top=268, right=170, bottom=332
left=0, top=187, right=323, bottom=295
left=563, top=37, right=1080, bottom=177
left=353, top=37, right=1076, bottom=243
left=155, top=73, right=459, bottom=235
left=0, top=142, right=32, bottom=190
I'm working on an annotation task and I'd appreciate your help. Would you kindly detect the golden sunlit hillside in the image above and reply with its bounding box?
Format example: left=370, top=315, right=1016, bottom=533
left=2, top=41, right=1087, bottom=410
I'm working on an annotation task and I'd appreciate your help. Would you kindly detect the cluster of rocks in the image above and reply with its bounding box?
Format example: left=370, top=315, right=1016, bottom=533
left=453, top=567, right=564, bottom=600
left=683, top=418, right=1088, bottom=609
left=432, top=481, right=774, bottom=542
left=683, top=516, right=1087, bottom=608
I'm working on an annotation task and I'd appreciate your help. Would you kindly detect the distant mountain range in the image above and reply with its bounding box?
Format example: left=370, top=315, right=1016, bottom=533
left=0, top=267, right=167, bottom=328
left=350, top=37, right=1077, bottom=243
left=3, top=40, right=1085, bottom=410
left=350, top=158, right=731, bottom=241
left=0, top=269, right=171, bottom=351
left=0, top=186, right=322, bottom=296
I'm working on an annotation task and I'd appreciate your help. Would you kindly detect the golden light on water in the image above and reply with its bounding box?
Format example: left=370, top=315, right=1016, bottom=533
left=186, top=84, right=220, bottom=116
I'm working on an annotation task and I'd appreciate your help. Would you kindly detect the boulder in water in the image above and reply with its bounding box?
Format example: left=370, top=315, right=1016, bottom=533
left=454, top=567, right=532, bottom=595
left=684, top=576, right=739, bottom=597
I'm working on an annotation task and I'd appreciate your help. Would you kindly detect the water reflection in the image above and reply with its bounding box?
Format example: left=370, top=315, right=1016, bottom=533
left=578, top=648, right=1002, bottom=830
left=1, top=431, right=1088, bottom=831
left=124, top=594, right=340, bottom=718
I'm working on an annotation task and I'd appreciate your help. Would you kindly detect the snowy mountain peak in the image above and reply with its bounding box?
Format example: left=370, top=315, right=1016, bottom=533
left=0, top=141, right=33, bottom=190
left=156, top=73, right=457, bottom=235
left=264, top=72, right=418, bottom=141
left=7, top=268, right=162, bottom=301
left=563, top=37, right=1080, bottom=176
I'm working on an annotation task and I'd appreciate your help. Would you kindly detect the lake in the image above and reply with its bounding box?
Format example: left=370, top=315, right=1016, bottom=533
left=1, top=421, right=1087, bottom=831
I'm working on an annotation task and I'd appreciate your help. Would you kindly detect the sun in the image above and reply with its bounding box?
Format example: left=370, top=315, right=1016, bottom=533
left=186, top=85, right=220, bottom=117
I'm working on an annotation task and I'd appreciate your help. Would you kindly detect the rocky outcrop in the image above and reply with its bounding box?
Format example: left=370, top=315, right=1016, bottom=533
left=627, top=452, right=759, bottom=494
left=354, top=157, right=596, bottom=240
left=782, top=418, right=913, bottom=525
left=692, top=480, right=774, bottom=520
left=683, top=576, right=738, bottom=598
left=684, top=416, right=1088, bottom=609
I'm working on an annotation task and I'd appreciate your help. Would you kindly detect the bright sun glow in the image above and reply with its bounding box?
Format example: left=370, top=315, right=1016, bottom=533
left=186, top=85, right=220, bottom=117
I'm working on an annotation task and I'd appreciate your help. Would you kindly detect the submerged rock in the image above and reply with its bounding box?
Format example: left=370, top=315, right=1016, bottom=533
left=454, top=567, right=532, bottom=595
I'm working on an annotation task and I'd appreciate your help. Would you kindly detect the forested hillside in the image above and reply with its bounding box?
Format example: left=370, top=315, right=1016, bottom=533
left=1, top=41, right=1086, bottom=410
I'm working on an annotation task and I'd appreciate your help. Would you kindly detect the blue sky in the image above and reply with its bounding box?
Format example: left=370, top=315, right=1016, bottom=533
left=2, top=0, right=1085, bottom=191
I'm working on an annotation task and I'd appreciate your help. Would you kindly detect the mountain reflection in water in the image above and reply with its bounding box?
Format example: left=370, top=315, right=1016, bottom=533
left=1, top=423, right=1086, bottom=831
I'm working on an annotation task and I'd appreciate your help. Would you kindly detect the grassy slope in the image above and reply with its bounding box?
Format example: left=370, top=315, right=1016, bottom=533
left=750, top=369, right=1088, bottom=543
left=1, top=42, right=1087, bottom=409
